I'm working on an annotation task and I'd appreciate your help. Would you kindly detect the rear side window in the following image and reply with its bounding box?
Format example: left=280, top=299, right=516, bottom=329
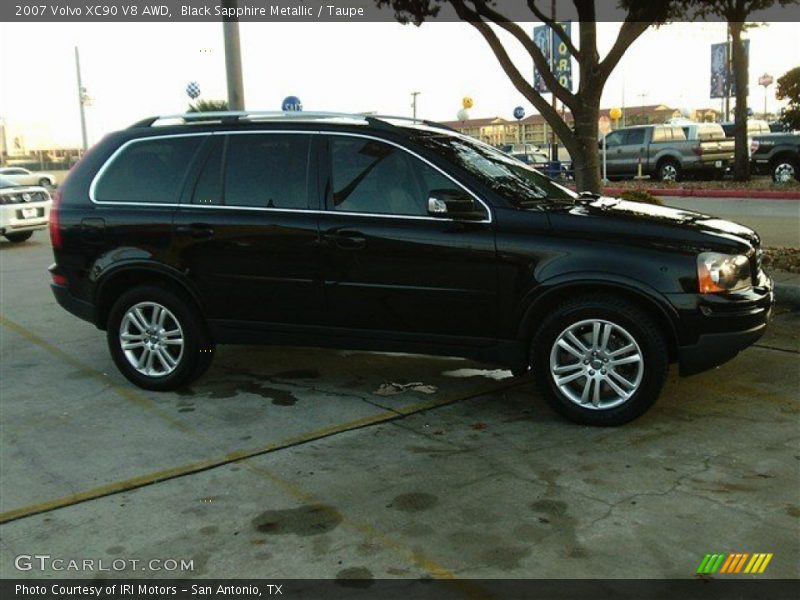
left=223, top=134, right=311, bottom=209
left=94, top=136, right=203, bottom=203
left=625, top=129, right=646, bottom=145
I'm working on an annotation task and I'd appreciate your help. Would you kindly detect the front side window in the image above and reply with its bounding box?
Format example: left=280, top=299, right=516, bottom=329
left=329, top=137, right=453, bottom=216
left=413, top=132, right=576, bottom=207
left=95, top=136, right=204, bottom=203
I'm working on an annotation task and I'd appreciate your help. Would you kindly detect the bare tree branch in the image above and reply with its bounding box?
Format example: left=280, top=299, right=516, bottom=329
left=451, top=8, right=577, bottom=151
left=467, top=0, right=576, bottom=108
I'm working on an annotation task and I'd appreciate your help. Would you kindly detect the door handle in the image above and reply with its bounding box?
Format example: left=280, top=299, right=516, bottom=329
left=176, top=223, right=215, bottom=238
left=324, top=230, right=366, bottom=250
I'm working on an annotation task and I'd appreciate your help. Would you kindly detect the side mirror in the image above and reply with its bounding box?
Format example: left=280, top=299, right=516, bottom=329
left=427, top=189, right=485, bottom=221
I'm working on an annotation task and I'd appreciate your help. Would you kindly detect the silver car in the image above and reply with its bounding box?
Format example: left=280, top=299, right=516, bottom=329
left=0, top=167, right=56, bottom=188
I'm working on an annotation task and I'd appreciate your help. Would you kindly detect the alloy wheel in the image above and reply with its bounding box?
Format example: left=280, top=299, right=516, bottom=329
left=119, top=302, right=184, bottom=377
left=549, top=319, right=644, bottom=410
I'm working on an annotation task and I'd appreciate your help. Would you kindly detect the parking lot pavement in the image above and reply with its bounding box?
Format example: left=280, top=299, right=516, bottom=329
left=1, top=233, right=799, bottom=580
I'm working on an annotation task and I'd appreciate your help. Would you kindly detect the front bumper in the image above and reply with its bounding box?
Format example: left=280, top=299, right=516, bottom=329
left=669, top=273, right=774, bottom=376
left=0, top=201, right=51, bottom=235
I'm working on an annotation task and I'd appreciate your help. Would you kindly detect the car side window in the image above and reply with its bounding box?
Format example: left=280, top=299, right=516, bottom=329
left=224, top=134, right=311, bottom=209
left=330, top=137, right=452, bottom=216
left=191, top=138, right=224, bottom=206
left=625, top=129, right=646, bottom=145
left=94, top=136, right=204, bottom=204
left=605, top=132, right=623, bottom=147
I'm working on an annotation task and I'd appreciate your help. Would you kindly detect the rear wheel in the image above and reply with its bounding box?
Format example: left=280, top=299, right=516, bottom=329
left=4, top=231, right=33, bottom=243
left=657, top=159, right=681, bottom=182
left=38, top=178, right=51, bottom=188
left=107, top=286, right=215, bottom=390
left=530, top=295, right=669, bottom=426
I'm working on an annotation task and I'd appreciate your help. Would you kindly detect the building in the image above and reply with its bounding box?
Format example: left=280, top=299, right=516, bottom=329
left=442, top=104, right=723, bottom=149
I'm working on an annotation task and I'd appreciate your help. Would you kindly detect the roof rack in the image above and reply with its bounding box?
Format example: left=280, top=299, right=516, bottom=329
left=128, top=111, right=455, bottom=132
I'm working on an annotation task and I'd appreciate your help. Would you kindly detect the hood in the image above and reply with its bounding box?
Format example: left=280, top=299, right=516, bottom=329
left=559, top=196, right=761, bottom=250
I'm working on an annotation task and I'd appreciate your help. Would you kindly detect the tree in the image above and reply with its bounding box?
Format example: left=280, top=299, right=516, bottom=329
left=374, top=1, right=679, bottom=192
left=188, top=99, right=229, bottom=112
left=776, top=66, right=800, bottom=131
left=683, top=1, right=794, bottom=180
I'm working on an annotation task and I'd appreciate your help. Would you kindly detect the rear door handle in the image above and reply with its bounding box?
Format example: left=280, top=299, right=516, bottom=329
left=176, top=223, right=215, bottom=238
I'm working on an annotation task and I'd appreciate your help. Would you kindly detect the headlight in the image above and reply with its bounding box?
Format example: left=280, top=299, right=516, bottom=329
left=697, top=252, right=751, bottom=293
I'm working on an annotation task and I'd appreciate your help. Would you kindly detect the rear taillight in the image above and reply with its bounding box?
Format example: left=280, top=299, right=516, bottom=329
left=49, top=188, right=62, bottom=249
left=750, top=139, right=759, bottom=154
left=692, top=144, right=702, bottom=156
left=51, top=273, right=68, bottom=286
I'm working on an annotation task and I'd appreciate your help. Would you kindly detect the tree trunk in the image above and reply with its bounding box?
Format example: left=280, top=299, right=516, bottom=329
left=730, top=21, right=750, bottom=181
left=571, top=104, right=602, bottom=193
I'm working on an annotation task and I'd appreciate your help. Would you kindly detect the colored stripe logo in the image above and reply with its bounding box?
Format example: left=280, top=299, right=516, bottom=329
left=697, top=552, right=773, bottom=574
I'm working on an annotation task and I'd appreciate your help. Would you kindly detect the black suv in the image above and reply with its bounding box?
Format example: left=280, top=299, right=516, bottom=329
left=50, top=111, right=774, bottom=426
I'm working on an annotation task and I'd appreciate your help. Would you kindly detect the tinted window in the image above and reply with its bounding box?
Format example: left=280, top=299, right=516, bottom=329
left=224, top=134, right=311, bottom=209
left=625, top=129, right=646, bottom=145
left=330, top=137, right=452, bottom=216
left=605, top=132, right=623, bottom=147
left=95, top=136, right=203, bottom=203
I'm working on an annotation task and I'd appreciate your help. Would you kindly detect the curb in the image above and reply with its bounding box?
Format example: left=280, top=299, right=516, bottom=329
left=603, top=187, right=800, bottom=200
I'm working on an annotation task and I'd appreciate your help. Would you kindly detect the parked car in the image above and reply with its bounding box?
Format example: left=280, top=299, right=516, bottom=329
left=510, top=150, right=549, bottom=166
left=0, top=176, right=52, bottom=243
left=0, top=167, right=56, bottom=188
left=500, top=143, right=541, bottom=155
left=601, top=124, right=734, bottom=181
left=720, top=119, right=771, bottom=138
left=750, top=132, right=800, bottom=183
left=50, top=111, right=773, bottom=426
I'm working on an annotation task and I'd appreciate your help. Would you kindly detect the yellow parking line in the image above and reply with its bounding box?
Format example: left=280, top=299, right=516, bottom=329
left=0, top=314, right=192, bottom=432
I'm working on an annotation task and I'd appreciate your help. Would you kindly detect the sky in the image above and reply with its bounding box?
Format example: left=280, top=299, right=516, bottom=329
left=0, top=20, right=798, bottom=148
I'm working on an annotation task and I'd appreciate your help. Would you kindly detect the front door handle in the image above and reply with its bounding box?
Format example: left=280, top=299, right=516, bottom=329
left=324, top=230, right=366, bottom=250
left=176, top=223, right=215, bottom=238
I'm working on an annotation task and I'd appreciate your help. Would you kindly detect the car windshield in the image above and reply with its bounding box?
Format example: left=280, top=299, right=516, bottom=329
left=0, top=176, right=22, bottom=189
left=413, top=133, right=577, bottom=206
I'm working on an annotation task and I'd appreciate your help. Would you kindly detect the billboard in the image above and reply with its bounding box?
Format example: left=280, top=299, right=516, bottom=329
left=533, top=22, right=573, bottom=94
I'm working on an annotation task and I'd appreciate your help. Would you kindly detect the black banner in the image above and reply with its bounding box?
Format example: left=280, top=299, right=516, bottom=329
left=2, top=0, right=800, bottom=23
left=2, top=579, right=800, bottom=600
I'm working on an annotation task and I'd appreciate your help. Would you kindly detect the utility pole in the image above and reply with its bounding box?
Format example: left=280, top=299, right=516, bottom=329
left=74, top=46, right=88, bottom=152
left=222, top=0, right=245, bottom=111
left=411, top=91, right=421, bottom=122
left=638, top=92, right=648, bottom=124
left=550, top=0, right=558, bottom=162
left=621, top=79, right=627, bottom=127
left=724, top=22, right=731, bottom=122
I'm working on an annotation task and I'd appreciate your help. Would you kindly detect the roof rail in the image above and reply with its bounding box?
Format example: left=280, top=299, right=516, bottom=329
left=128, top=110, right=455, bottom=132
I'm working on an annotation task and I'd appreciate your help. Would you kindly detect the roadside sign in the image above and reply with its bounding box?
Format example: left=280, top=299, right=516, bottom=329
left=759, top=73, right=773, bottom=87
left=598, top=116, right=611, bottom=135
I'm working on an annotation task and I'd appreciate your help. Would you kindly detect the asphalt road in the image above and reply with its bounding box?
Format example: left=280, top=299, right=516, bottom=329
left=1, top=233, right=798, bottom=581
left=660, top=196, right=800, bottom=247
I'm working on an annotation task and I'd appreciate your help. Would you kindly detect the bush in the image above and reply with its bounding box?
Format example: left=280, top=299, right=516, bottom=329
left=619, top=190, right=663, bottom=205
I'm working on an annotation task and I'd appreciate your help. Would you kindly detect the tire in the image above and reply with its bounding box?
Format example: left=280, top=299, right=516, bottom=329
left=771, top=158, right=798, bottom=184
left=4, top=231, right=34, bottom=243
left=38, top=178, right=51, bottom=188
left=530, top=295, right=669, bottom=426
left=657, top=159, right=681, bottom=182
left=106, top=286, right=215, bottom=391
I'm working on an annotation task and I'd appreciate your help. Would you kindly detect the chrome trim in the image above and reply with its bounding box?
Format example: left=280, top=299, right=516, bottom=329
left=89, top=130, right=493, bottom=224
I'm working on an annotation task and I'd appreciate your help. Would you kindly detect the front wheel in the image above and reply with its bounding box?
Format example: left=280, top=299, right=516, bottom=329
left=38, top=178, right=52, bottom=188
left=107, top=286, right=215, bottom=390
left=4, top=231, right=34, bottom=243
left=772, top=159, right=798, bottom=183
left=530, top=295, right=669, bottom=426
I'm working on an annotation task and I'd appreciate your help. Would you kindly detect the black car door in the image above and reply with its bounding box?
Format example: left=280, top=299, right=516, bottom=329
left=317, top=133, right=498, bottom=342
left=174, top=132, right=323, bottom=326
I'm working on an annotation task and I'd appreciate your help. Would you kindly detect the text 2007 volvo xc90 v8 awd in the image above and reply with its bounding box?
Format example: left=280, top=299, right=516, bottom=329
left=49, top=111, right=773, bottom=425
